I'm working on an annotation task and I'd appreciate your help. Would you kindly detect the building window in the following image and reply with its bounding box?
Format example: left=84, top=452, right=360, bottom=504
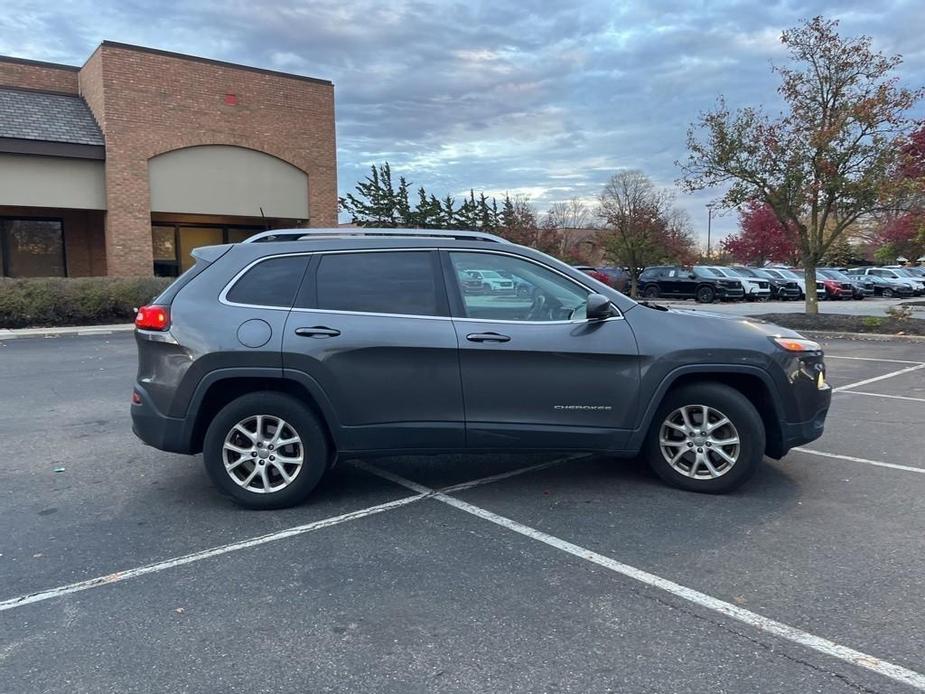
left=0, top=218, right=66, bottom=278
left=151, top=224, right=264, bottom=277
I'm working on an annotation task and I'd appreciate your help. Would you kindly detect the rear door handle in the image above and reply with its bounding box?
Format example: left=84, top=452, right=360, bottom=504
left=294, top=326, right=341, bottom=338
left=466, top=332, right=510, bottom=343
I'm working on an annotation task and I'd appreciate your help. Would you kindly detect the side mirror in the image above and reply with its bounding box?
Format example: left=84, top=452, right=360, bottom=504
left=586, top=293, right=615, bottom=321
left=688, top=272, right=696, bottom=279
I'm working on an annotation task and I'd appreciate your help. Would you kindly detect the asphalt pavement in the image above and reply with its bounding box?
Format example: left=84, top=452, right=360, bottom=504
left=1, top=333, right=923, bottom=693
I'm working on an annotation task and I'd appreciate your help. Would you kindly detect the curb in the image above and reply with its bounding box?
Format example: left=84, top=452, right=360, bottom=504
left=0, top=324, right=134, bottom=341
left=797, top=329, right=925, bottom=343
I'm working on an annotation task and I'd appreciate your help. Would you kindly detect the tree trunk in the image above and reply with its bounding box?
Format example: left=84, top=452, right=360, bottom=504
left=630, top=273, right=639, bottom=298
left=803, top=262, right=819, bottom=315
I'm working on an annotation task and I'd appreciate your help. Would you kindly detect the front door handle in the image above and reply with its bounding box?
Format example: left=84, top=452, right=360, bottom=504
left=294, top=326, right=341, bottom=338
left=466, top=332, right=510, bottom=343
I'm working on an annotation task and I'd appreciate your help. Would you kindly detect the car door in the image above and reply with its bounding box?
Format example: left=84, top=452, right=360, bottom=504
left=282, top=249, right=464, bottom=451
left=673, top=267, right=698, bottom=298
left=443, top=250, right=640, bottom=451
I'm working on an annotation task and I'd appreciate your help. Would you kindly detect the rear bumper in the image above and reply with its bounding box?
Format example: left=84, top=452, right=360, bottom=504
left=131, top=385, right=193, bottom=454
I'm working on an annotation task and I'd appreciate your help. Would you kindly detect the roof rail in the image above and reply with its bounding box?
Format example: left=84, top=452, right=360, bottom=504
left=241, top=228, right=510, bottom=244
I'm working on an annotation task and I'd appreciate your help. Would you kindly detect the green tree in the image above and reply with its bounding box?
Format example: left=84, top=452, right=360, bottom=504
left=339, top=163, right=400, bottom=226
left=679, top=17, right=922, bottom=314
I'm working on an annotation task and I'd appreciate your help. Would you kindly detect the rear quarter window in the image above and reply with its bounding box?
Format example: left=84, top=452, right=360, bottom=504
left=225, top=255, right=308, bottom=307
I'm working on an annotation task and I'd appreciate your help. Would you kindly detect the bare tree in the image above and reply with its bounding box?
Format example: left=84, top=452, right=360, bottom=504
left=545, top=197, right=592, bottom=230
left=597, top=170, right=697, bottom=297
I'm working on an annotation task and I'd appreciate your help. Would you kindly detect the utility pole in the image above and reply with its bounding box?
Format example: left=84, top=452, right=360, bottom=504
left=706, top=203, right=715, bottom=258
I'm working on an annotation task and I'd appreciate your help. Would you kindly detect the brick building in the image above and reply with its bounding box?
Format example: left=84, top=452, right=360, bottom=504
left=0, top=42, right=336, bottom=277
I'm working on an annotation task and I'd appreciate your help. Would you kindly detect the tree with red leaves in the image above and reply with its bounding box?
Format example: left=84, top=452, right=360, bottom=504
left=721, top=202, right=799, bottom=265
left=872, top=126, right=925, bottom=263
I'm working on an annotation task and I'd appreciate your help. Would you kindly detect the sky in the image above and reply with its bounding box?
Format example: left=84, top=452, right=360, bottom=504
left=3, top=0, right=924, bottom=243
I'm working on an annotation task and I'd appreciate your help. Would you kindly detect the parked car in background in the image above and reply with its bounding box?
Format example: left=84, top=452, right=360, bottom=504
left=784, top=269, right=827, bottom=300
left=596, top=266, right=631, bottom=293
left=574, top=265, right=615, bottom=287
left=761, top=267, right=813, bottom=300
left=640, top=266, right=745, bottom=302
left=813, top=269, right=853, bottom=300
left=735, top=267, right=801, bottom=301
left=818, top=268, right=870, bottom=299
left=846, top=272, right=914, bottom=298
left=460, top=269, right=515, bottom=294
left=854, top=267, right=925, bottom=296
left=699, top=266, right=771, bottom=301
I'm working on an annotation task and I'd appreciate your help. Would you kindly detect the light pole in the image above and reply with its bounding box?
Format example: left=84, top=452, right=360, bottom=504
left=706, top=203, right=715, bottom=258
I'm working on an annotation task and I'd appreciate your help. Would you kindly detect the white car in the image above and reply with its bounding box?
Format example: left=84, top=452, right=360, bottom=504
left=461, top=270, right=515, bottom=293
left=698, top=266, right=771, bottom=301
left=762, top=267, right=826, bottom=300
left=856, top=267, right=924, bottom=296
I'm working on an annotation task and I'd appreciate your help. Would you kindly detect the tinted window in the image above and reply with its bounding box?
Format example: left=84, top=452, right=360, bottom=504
left=315, top=251, right=441, bottom=316
left=226, top=255, right=308, bottom=307
left=1, top=219, right=65, bottom=277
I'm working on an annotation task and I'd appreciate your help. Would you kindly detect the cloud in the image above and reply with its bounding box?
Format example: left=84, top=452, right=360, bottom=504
left=2, top=0, right=923, bottom=241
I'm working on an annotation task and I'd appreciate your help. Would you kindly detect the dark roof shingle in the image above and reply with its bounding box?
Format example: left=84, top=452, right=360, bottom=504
left=0, top=88, right=104, bottom=146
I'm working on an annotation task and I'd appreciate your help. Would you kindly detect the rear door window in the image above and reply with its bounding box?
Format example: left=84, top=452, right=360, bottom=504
left=311, top=251, right=445, bottom=316
left=225, top=255, right=308, bottom=307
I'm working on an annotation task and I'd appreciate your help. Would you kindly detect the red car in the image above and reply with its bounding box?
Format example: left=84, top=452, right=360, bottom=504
left=574, top=265, right=614, bottom=287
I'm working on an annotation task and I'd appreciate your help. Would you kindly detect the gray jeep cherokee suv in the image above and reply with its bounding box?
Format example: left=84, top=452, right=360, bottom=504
left=132, top=229, right=831, bottom=509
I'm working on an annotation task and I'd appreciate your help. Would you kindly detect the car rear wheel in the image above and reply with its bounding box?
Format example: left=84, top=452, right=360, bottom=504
left=695, top=285, right=715, bottom=303
left=203, top=392, right=330, bottom=509
left=643, top=285, right=659, bottom=299
left=644, top=383, right=764, bottom=493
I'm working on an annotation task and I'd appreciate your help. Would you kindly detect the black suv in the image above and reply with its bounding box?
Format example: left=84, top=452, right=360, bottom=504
left=132, top=229, right=830, bottom=508
left=638, top=265, right=745, bottom=303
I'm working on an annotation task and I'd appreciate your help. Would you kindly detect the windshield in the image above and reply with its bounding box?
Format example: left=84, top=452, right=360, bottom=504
left=732, top=267, right=759, bottom=277
left=819, top=269, right=850, bottom=281
left=695, top=266, right=727, bottom=278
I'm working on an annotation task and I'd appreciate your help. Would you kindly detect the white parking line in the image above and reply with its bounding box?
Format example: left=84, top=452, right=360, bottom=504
left=0, top=493, right=425, bottom=613
left=838, top=390, right=925, bottom=404
left=360, top=464, right=925, bottom=692
left=0, top=455, right=578, bottom=613
left=825, top=355, right=924, bottom=365
left=792, top=447, right=925, bottom=475
left=833, top=363, right=925, bottom=392
left=439, top=454, right=590, bottom=493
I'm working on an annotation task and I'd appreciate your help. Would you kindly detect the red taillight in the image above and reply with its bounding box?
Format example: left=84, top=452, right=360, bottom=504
left=135, top=305, right=170, bottom=331
left=131, top=390, right=142, bottom=405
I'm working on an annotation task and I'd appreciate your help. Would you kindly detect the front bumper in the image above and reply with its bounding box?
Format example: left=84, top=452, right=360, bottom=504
left=131, top=384, right=193, bottom=454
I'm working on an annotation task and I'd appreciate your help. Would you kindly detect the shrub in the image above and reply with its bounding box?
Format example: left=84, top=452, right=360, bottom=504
left=885, top=304, right=914, bottom=322
left=0, top=276, right=172, bottom=329
left=862, top=316, right=884, bottom=330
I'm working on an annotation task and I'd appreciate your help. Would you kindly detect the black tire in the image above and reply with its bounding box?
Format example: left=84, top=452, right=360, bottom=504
left=203, top=391, right=330, bottom=509
left=695, top=285, right=715, bottom=303
left=643, top=382, right=764, bottom=494
left=883, top=288, right=894, bottom=298
left=643, top=285, right=660, bottom=299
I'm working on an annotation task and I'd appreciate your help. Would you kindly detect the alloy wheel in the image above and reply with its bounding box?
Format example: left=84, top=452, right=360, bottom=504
left=222, top=415, right=304, bottom=493
left=658, top=405, right=740, bottom=479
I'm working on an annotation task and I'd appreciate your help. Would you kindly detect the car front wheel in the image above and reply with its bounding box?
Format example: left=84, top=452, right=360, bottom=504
left=644, top=383, right=764, bottom=493
left=203, top=392, right=330, bottom=509
left=695, top=285, right=715, bottom=303
left=643, top=285, right=659, bottom=298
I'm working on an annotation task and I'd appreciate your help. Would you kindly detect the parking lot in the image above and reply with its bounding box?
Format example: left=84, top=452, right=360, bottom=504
left=1, top=333, right=924, bottom=693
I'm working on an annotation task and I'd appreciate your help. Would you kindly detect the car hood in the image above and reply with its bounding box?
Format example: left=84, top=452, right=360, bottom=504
left=643, top=305, right=804, bottom=338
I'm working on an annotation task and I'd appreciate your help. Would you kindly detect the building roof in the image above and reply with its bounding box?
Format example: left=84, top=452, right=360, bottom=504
left=0, top=88, right=103, bottom=146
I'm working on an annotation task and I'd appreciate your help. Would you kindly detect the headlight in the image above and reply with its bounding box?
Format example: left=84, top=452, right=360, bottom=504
left=772, top=337, right=822, bottom=352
